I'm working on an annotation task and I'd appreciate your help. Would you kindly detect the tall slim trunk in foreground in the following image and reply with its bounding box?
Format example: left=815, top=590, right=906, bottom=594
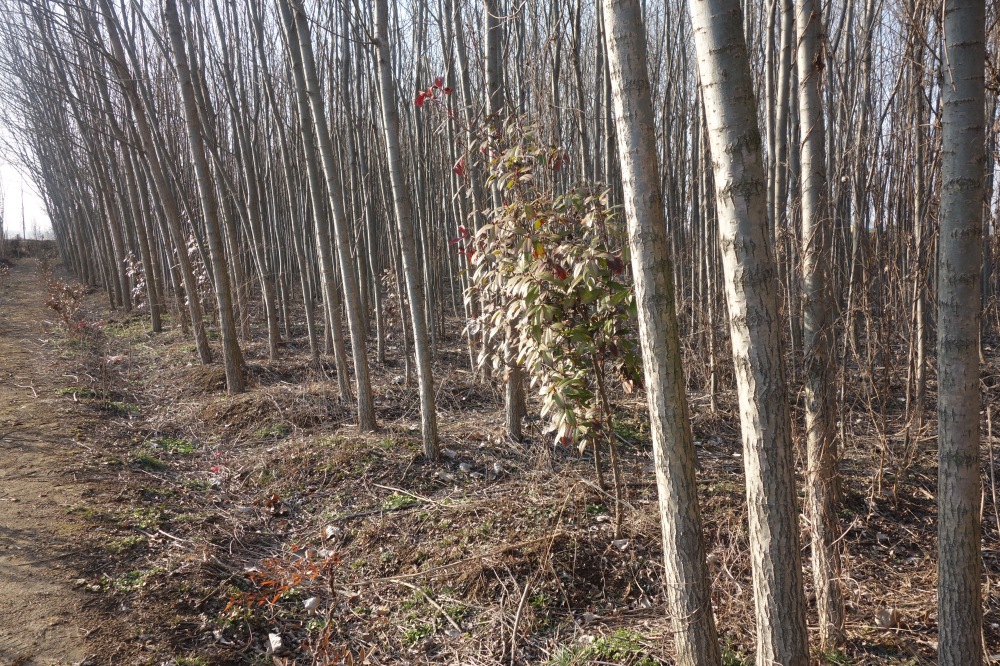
left=287, top=0, right=376, bottom=432
left=602, top=1, right=721, bottom=664
left=163, top=0, right=244, bottom=393
left=687, top=0, right=810, bottom=663
left=937, top=0, right=985, bottom=661
left=375, top=0, right=438, bottom=460
left=796, top=0, right=844, bottom=647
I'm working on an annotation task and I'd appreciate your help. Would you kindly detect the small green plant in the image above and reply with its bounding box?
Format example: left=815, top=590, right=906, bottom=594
left=106, top=534, right=147, bottom=555
left=254, top=422, right=290, bottom=440
left=403, top=623, right=433, bottom=645
left=67, top=505, right=107, bottom=521
left=131, top=452, right=167, bottom=471
left=181, top=478, right=210, bottom=491
left=613, top=418, right=648, bottom=443
left=102, top=567, right=162, bottom=594
left=305, top=617, right=327, bottom=632
left=548, top=629, right=658, bottom=666
left=401, top=589, right=426, bottom=610
left=821, top=649, right=854, bottom=666
left=587, top=630, right=657, bottom=666
left=175, top=657, right=209, bottom=666
left=116, top=507, right=163, bottom=530
left=548, top=644, right=585, bottom=666
left=155, top=436, right=196, bottom=454
left=383, top=493, right=417, bottom=511
left=104, top=400, right=140, bottom=415
left=722, top=635, right=752, bottom=666
left=530, top=592, right=551, bottom=611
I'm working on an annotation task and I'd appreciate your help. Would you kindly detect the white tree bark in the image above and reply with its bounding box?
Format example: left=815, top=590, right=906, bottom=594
left=796, top=0, right=844, bottom=647
left=602, top=1, right=721, bottom=663
left=687, top=0, right=809, bottom=663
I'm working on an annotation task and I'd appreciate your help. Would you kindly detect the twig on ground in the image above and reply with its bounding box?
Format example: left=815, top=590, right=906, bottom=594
left=371, top=482, right=439, bottom=505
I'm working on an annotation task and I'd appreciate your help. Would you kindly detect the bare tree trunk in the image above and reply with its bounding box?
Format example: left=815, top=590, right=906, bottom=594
left=937, top=0, right=985, bottom=661
left=163, top=0, right=245, bottom=393
left=687, top=0, right=810, bottom=662
left=375, top=0, right=438, bottom=460
left=249, top=0, right=321, bottom=369
left=602, top=1, right=722, bottom=663
left=796, top=0, right=845, bottom=647
left=279, top=0, right=352, bottom=400
left=287, top=0, right=376, bottom=432
left=484, top=0, right=504, bottom=115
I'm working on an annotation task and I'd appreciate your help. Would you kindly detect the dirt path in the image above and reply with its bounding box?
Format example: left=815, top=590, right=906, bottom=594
left=0, top=261, right=103, bottom=665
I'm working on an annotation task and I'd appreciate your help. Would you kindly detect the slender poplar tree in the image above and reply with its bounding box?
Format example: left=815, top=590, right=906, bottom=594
left=687, top=0, right=810, bottom=662
left=163, top=0, right=244, bottom=393
left=602, top=1, right=721, bottom=663
left=937, top=0, right=986, bottom=660
left=374, top=0, right=439, bottom=460
left=796, top=0, right=844, bottom=647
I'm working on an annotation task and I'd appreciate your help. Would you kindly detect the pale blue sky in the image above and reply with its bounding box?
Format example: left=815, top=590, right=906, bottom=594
left=1, top=161, right=49, bottom=240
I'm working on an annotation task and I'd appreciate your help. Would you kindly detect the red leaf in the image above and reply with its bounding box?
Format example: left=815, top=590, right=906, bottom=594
left=452, top=157, right=465, bottom=178
left=434, top=76, right=444, bottom=88
left=443, top=87, right=453, bottom=95
left=414, top=92, right=426, bottom=107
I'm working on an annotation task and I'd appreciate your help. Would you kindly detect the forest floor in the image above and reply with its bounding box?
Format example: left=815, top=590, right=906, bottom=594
left=0, top=258, right=139, bottom=665
left=2, top=254, right=999, bottom=666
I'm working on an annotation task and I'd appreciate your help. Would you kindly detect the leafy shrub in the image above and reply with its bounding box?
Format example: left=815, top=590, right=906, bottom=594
left=41, top=267, right=90, bottom=337
left=457, top=119, right=641, bottom=453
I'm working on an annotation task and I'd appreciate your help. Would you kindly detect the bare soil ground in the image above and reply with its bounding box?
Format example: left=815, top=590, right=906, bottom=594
left=0, top=259, right=133, bottom=666
left=3, top=255, right=999, bottom=666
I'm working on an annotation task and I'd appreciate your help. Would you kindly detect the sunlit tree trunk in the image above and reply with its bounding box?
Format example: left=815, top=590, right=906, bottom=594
left=287, top=0, right=376, bottom=431
left=602, top=1, right=722, bottom=663
left=796, top=0, right=844, bottom=647
left=688, top=0, right=810, bottom=662
left=278, top=0, right=352, bottom=399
